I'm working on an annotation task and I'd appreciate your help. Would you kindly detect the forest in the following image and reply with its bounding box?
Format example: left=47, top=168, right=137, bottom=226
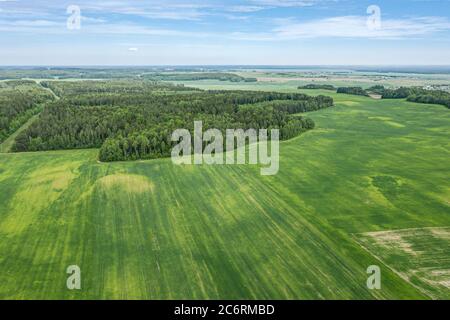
left=0, top=80, right=55, bottom=143
left=11, top=80, right=333, bottom=161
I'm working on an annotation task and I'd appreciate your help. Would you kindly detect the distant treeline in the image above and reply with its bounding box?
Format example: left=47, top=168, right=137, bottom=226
left=370, top=86, right=450, bottom=108
left=0, top=68, right=144, bottom=80
left=334, top=85, right=450, bottom=109
left=0, top=81, right=54, bottom=143
left=298, top=84, right=336, bottom=91
left=142, top=72, right=258, bottom=83
left=0, top=68, right=257, bottom=83
left=11, top=81, right=333, bottom=162
left=336, top=87, right=369, bottom=97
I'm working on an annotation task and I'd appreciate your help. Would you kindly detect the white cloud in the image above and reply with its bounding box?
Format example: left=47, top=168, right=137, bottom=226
left=248, top=0, right=323, bottom=7
left=226, top=6, right=265, bottom=13
left=231, top=15, right=450, bottom=40
left=7, top=19, right=58, bottom=27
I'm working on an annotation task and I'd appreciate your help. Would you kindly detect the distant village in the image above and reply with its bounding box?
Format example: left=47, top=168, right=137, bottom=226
left=423, top=84, right=450, bottom=92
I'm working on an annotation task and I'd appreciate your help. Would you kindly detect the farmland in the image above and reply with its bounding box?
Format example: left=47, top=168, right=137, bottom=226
left=0, top=76, right=448, bottom=299
left=356, top=227, right=450, bottom=299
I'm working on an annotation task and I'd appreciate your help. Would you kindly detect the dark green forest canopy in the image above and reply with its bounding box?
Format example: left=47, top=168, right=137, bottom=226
left=0, top=80, right=55, bottom=143
left=379, top=86, right=450, bottom=108
left=336, top=87, right=369, bottom=97
left=11, top=81, right=333, bottom=161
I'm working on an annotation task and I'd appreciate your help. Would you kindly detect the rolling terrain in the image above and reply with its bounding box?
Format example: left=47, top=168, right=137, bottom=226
left=0, top=86, right=449, bottom=299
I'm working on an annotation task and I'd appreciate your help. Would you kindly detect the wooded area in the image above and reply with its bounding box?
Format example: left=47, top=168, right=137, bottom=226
left=11, top=81, right=333, bottom=161
left=0, top=80, right=54, bottom=143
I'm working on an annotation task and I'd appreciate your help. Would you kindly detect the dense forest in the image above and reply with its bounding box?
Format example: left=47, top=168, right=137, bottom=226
left=366, top=85, right=386, bottom=95
left=0, top=80, right=54, bottom=143
left=407, top=91, right=450, bottom=108
left=11, top=80, right=333, bottom=161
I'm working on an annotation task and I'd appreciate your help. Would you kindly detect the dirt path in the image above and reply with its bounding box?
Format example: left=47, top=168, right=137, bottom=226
left=0, top=81, right=60, bottom=153
left=0, top=113, right=41, bottom=153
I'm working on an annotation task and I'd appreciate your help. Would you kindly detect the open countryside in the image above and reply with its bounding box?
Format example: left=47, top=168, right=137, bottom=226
left=0, top=70, right=448, bottom=299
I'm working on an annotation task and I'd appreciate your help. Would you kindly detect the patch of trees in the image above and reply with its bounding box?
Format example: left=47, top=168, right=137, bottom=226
left=407, top=91, right=450, bottom=108
left=380, top=87, right=416, bottom=99
left=366, top=85, right=386, bottom=95
left=336, top=85, right=450, bottom=108
left=336, top=87, right=369, bottom=96
left=370, top=86, right=450, bottom=109
left=40, top=80, right=194, bottom=97
left=298, top=84, right=336, bottom=91
left=0, top=81, right=54, bottom=143
left=98, top=115, right=315, bottom=162
left=12, top=81, right=333, bottom=161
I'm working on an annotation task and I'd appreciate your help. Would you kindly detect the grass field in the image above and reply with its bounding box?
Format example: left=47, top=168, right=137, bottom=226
left=0, top=87, right=449, bottom=299
left=355, top=227, right=450, bottom=299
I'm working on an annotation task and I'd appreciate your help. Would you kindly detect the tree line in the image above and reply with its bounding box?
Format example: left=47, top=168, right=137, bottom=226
left=336, top=87, right=369, bottom=96
left=370, top=86, right=450, bottom=108
left=298, top=84, right=336, bottom=91
left=12, top=81, right=334, bottom=161
left=334, top=85, right=450, bottom=109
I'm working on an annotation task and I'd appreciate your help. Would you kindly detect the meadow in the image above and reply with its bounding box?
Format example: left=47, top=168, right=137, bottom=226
left=0, top=82, right=449, bottom=299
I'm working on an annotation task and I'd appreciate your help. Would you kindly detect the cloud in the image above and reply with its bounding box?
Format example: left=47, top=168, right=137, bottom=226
left=0, top=19, right=211, bottom=38
left=226, top=6, right=265, bottom=13
left=248, top=0, right=324, bottom=7
left=1, top=1, right=450, bottom=43
left=0, top=1, right=212, bottom=21
left=231, top=15, right=450, bottom=40
left=7, top=19, right=59, bottom=27
left=74, top=1, right=213, bottom=21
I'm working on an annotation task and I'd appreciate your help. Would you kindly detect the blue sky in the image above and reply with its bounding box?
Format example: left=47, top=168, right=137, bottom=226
left=0, top=0, right=449, bottom=65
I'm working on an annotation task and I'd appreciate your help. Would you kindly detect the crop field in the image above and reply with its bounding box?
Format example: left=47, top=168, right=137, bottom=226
left=0, top=83, right=448, bottom=299
left=355, top=227, right=450, bottom=299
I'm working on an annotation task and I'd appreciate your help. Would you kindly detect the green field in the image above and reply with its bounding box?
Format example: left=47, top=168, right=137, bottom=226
left=356, top=227, right=450, bottom=299
left=0, top=87, right=449, bottom=299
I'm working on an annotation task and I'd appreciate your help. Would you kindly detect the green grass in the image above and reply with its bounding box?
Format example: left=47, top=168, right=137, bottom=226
left=355, top=227, right=450, bottom=299
left=0, top=89, right=449, bottom=299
